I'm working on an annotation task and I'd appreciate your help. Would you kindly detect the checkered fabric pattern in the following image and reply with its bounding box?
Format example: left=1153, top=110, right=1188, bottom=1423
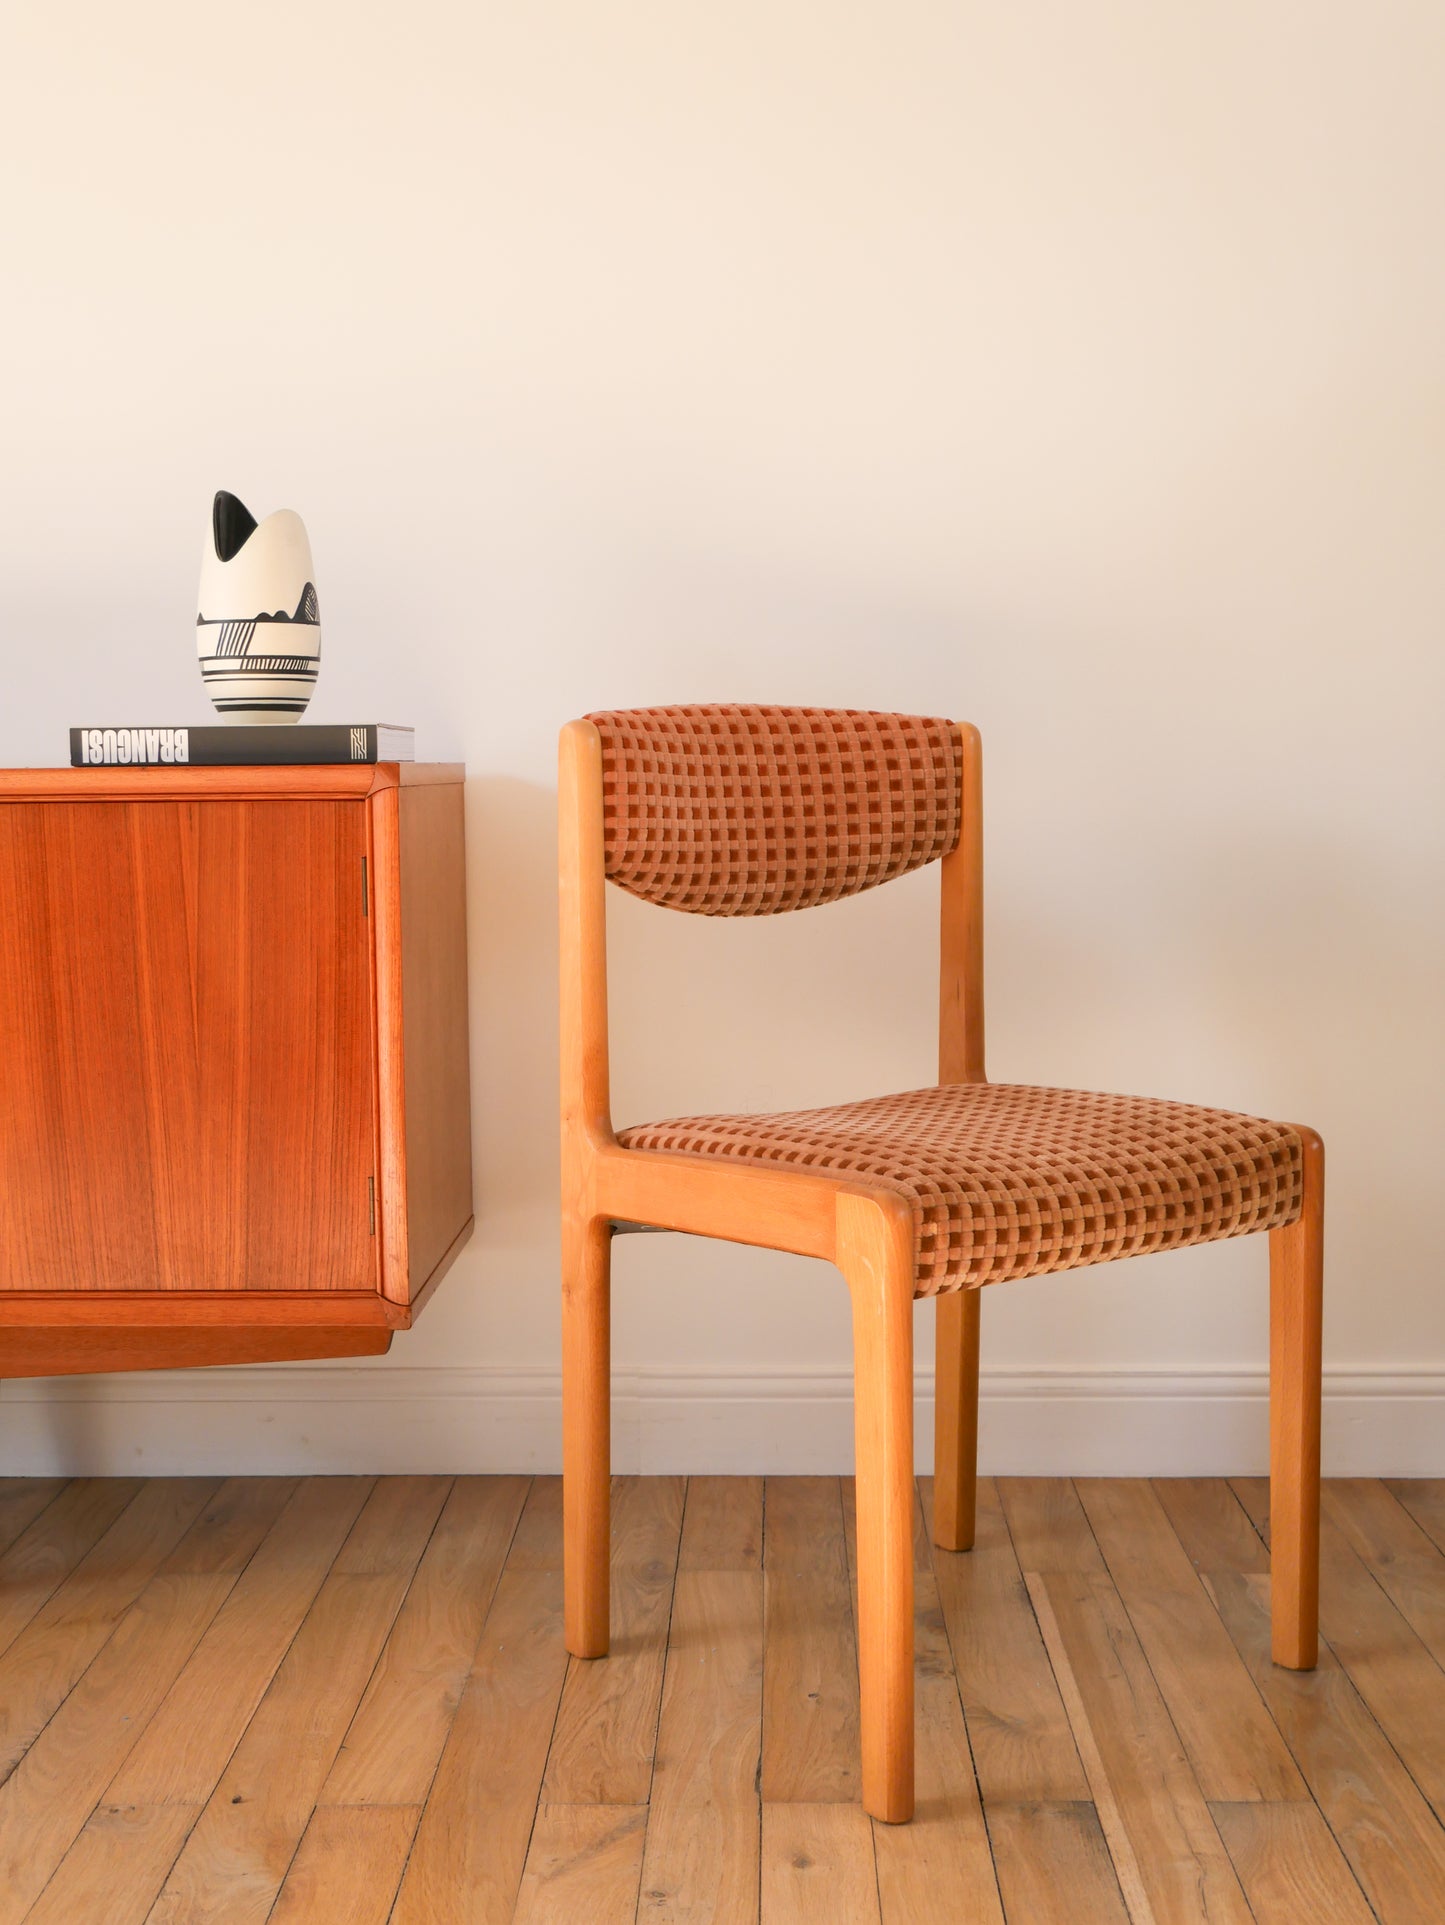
left=619, top=1083, right=1304, bottom=1296
left=586, top=705, right=963, bottom=915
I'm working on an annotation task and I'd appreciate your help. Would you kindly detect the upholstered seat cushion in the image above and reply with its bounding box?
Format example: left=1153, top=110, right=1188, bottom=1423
left=618, top=1083, right=1303, bottom=1296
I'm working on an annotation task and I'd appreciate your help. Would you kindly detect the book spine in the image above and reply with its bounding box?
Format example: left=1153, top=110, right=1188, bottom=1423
left=70, top=726, right=381, bottom=767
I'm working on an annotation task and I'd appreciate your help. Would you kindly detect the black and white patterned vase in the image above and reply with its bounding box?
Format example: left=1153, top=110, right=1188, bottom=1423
left=196, top=491, right=321, bottom=723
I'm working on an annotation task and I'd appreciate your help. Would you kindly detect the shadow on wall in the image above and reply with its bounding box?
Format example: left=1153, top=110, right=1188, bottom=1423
left=1185, top=824, right=1441, bottom=1358
left=6, top=1390, right=105, bottom=1477
left=464, top=775, right=561, bottom=1243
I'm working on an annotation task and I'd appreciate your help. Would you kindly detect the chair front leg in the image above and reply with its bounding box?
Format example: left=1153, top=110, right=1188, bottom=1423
left=563, top=1212, right=612, bottom=1657
left=837, top=1193, right=916, bottom=1824
left=1269, top=1129, right=1324, bottom=1669
left=932, top=1288, right=980, bottom=1551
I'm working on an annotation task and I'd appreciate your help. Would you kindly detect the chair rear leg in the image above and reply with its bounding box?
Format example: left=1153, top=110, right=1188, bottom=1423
left=563, top=1213, right=612, bottom=1657
left=932, top=1288, right=980, bottom=1551
left=838, top=1193, right=916, bottom=1824
left=1270, top=1130, right=1324, bottom=1669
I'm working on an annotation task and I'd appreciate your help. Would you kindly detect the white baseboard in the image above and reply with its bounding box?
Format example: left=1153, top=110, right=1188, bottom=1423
left=1, top=1365, right=1440, bottom=1478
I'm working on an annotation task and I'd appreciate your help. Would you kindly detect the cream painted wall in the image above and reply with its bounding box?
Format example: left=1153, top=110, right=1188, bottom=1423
left=1, top=2, right=1441, bottom=1472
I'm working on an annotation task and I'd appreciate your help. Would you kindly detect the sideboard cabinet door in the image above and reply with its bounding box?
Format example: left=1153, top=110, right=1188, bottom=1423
left=0, top=798, right=377, bottom=1293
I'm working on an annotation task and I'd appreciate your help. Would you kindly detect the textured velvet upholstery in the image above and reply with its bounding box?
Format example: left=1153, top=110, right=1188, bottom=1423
left=587, top=705, right=963, bottom=915
left=621, top=1083, right=1303, bottom=1297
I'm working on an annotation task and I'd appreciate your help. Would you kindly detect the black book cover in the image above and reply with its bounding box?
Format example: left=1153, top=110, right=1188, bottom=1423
left=70, top=724, right=414, bottom=767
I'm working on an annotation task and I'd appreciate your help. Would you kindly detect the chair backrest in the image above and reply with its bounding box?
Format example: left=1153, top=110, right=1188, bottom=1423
left=584, top=704, right=964, bottom=916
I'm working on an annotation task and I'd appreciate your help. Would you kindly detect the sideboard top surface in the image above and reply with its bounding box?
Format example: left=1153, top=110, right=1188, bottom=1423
left=0, top=763, right=463, bottom=802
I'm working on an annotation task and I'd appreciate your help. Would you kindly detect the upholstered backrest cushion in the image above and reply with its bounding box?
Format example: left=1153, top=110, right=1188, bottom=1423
left=585, top=705, right=964, bottom=915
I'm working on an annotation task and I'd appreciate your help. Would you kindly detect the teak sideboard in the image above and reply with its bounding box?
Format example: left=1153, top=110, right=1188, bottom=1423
left=0, top=763, right=472, bottom=1376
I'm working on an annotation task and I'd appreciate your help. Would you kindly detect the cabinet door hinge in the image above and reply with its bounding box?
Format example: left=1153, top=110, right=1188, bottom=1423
left=361, top=856, right=369, bottom=916
left=368, top=1175, right=376, bottom=1235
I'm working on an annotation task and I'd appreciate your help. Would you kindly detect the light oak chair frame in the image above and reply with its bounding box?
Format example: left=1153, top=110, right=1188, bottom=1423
left=558, top=715, right=1323, bottom=1825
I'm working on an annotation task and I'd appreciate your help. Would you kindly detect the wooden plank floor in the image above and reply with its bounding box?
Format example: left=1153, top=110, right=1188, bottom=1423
left=0, top=1475, right=1442, bottom=1922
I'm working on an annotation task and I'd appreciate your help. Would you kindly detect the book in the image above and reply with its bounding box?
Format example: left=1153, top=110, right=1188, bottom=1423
left=70, top=724, right=414, bottom=768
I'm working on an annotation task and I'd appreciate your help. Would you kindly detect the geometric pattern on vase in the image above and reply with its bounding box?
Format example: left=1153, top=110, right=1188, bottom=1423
left=197, top=491, right=321, bottom=724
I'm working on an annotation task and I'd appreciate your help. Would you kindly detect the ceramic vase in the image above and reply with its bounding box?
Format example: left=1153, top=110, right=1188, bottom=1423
left=196, top=491, right=321, bottom=723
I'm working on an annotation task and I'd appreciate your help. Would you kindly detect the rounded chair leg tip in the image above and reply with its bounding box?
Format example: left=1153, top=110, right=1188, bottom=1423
left=1271, top=1640, right=1318, bottom=1671
left=866, top=1794, right=916, bottom=1825
left=563, top=1601, right=611, bottom=1660
left=932, top=1529, right=976, bottom=1555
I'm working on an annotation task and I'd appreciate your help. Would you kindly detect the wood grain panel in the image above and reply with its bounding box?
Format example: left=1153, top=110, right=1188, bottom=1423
left=1076, top=1476, right=1303, bottom=1802
left=0, top=1574, right=232, bottom=1925
left=864, top=1491, right=1003, bottom=1925
left=392, top=1565, right=569, bottom=1925
left=928, top=1477, right=1088, bottom=1805
left=0, top=1290, right=401, bottom=1326
left=0, top=765, right=422, bottom=803
left=217, top=800, right=375, bottom=1292
left=637, top=1802, right=758, bottom=1925
left=1386, top=1477, right=1445, bottom=1553
left=1323, top=1477, right=1445, bottom=1667
left=397, top=776, right=473, bottom=1297
left=1153, top=1475, right=1271, bottom=1574
left=649, top=1570, right=763, bottom=1810
left=1208, top=1566, right=1445, bottom=1918
left=678, top=1474, right=763, bottom=1571
left=542, top=1475, right=685, bottom=1803
left=1211, top=1800, right=1375, bottom=1923
left=761, top=1478, right=861, bottom=1804
left=997, top=1476, right=1106, bottom=1574
left=1170, top=1520, right=1445, bottom=1924
left=108, top=1477, right=375, bottom=1806
left=149, top=1479, right=448, bottom=1924
left=505, top=1473, right=565, bottom=1570
left=514, top=1805, right=647, bottom=1925
left=158, top=1475, right=301, bottom=1575
left=984, top=1803, right=1129, bottom=1924
left=761, top=1803, right=881, bottom=1924
left=0, top=1476, right=67, bottom=1558
left=1236, top=1476, right=1445, bottom=1820
left=1, top=1475, right=1443, bottom=1918
left=0, top=1477, right=142, bottom=1658
left=0, top=1321, right=392, bottom=1376
left=1027, top=1569, right=1252, bottom=1922
left=269, top=1804, right=421, bottom=1925
left=0, top=1478, right=218, bottom=1775
left=370, top=781, right=409, bottom=1298
left=639, top=1569, right=763, bottom=1924
left=0, top=798, right=375, bottom=1296
left=0, top=1480, right=281, bottom=1922
left=25, top=1802, right=201, bottom=1925
left=323, top=1475, right=528, bottom=1804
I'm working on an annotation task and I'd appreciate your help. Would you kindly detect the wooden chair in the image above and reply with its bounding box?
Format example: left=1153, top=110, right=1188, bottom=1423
left=558, top=705, right=1323, bottom=1824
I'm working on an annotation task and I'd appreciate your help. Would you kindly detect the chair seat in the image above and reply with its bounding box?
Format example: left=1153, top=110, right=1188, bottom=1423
left=618, top=1082, right=1304, bottom=1295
